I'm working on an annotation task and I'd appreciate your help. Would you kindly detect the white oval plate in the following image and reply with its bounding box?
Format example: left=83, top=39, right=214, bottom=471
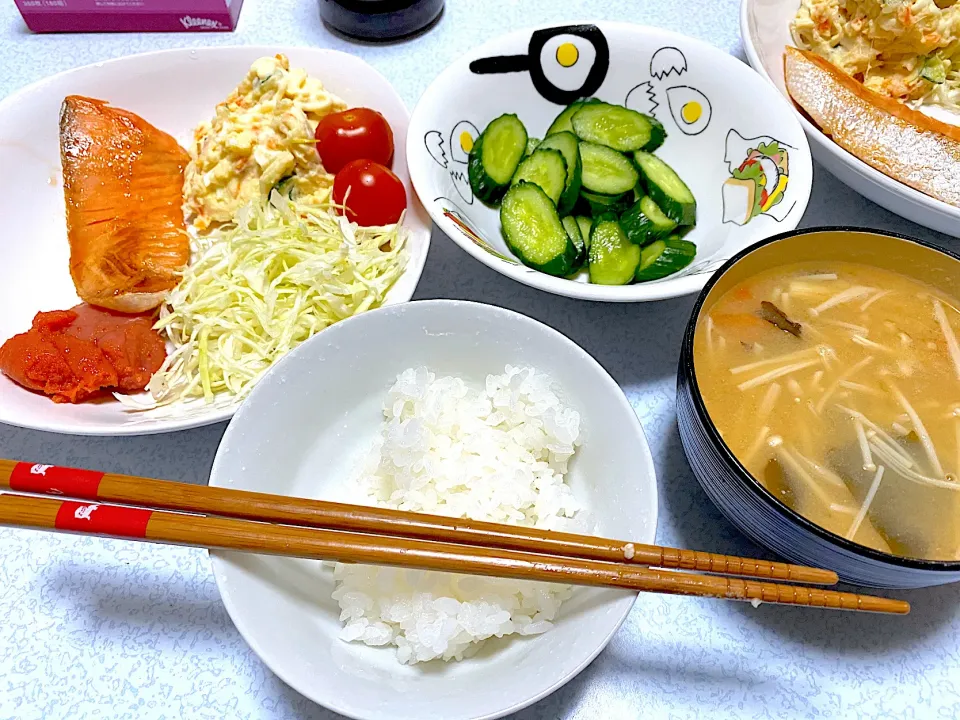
left=0, top=46, right=431, bottom=436
left=209, top=300, right=659, bottom=720
left=407, top=22, right=812, bottom=302
left=741, top=0, right=960, bottom=238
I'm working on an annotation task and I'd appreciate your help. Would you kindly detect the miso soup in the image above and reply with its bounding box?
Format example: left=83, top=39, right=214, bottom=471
left=694, top=261, right=960, bottom=561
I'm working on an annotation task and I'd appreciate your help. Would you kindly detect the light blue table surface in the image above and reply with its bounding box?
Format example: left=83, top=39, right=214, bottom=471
left=0, top=1, right=958, bottom=718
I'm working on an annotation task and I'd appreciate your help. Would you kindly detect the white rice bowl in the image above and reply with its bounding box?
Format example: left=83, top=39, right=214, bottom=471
left=331, top=366, right=588, bottom=664
left=209, top=299, right=658, bottom=720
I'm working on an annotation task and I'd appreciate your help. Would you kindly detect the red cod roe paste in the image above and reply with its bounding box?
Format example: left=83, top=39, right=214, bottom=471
left=0, top=304, right=166, bottom=403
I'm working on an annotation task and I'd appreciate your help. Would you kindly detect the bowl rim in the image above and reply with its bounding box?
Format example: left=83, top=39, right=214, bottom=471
left=208, top=297, right=658, bottom=720
left=680, top=224, right=960, bottom=572
left=0, top=43, right=431, bottom=437
left=407, top=20, right=813, bottom=303
left=738, top=0, right=960, bottom=224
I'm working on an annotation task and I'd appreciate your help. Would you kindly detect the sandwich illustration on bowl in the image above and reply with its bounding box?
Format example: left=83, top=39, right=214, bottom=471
left=722, top=129, right=794, bottom=225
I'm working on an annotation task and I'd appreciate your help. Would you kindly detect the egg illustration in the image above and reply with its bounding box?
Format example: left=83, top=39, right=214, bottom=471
left=537, top=34, right=599, bottom=93
left=424, top=120, right=480, bottom=204
left=449, top=120, right=478, bottom=164
left=666, top=86, right=712, bottom=136
left=625, top=81, right=659, bottom=116
left=650, top=47, right=687, bottom=80
left=469, top=24, right=611, bottom=105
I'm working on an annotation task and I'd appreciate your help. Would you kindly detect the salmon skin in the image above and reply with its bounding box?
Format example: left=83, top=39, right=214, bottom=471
left=60, top=95, right=190, bottom=313
left=784, top=47, right=960, bottom=208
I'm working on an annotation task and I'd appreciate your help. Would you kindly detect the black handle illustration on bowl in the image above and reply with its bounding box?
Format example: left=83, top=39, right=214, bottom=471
left=469, top=24, right=610, bottom=105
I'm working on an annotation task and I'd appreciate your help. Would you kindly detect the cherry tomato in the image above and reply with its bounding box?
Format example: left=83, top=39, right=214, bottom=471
left=314, top=108, right=394, bottom=173
left=333, top=159, right=407, bottom=226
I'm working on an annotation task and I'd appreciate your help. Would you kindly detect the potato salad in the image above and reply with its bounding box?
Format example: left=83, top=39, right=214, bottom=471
left=791, top=0, right=960, bottom=110
left=183, top=54, right=347, bottom=230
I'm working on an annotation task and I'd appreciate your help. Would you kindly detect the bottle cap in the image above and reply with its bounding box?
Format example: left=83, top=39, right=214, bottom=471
left=319, top=0, right=444, bottom=41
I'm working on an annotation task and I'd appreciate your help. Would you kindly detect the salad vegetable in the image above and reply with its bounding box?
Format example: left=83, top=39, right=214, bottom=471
left=511, top=148, right=568, bottom=205
left=589, top=214, right=641, bottom=285
left=123, top=193, right=407, bottom=409
left=314, top=107, right=394, bottom=173
left=333, top=158, right=407, bottom=226
left=468, top=100, right=698, bottom=284
left=500, top=182, right=576, bottom=276
left=468, top=113, right=528, bottom=204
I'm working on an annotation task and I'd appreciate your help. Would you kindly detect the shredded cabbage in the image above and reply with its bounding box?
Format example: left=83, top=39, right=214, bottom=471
left=119, top=193, right=407, bottom=410
left=792, top=0, right=960, bottom=111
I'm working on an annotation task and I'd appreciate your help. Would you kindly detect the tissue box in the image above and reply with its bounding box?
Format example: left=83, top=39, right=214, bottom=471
left=15, top=0, right=244, bottom=33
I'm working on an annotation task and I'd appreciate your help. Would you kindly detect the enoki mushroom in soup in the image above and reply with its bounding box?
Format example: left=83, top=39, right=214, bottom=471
left=694, top=261, right=960, bottom=561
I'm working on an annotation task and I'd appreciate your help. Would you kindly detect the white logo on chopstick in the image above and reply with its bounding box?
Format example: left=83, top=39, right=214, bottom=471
left=74, top=504, right=98, bottom=521
left=30, top=464, right=52, bottom=476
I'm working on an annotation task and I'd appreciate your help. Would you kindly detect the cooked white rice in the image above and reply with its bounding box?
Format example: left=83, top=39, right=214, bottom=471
left=331, top=365, right=583, bottom=664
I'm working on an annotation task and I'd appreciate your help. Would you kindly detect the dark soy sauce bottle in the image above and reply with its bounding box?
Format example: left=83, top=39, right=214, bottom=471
left=319, top=0, right=444, bottom=41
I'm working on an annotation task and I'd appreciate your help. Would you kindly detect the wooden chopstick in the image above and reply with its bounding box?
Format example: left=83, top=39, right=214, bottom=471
left=0, top=492, right=909, bottom=614
left=0, top=459, right=837, bottom=585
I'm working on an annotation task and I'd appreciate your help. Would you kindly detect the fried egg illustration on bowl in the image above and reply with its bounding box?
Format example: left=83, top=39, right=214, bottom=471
left=537, top=34, right=598, bottom=93
left=666, top=86, right=712, bottom=136
left=468, top=24, right=611, bottom=105
left=450, top=120, right=478, bottom=163
left=425, top=120, right=480, bottom=204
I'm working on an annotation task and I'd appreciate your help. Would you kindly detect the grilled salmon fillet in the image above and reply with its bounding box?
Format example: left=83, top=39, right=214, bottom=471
left=61, top=95, right=190, bottom=313
left=784, top=47, right=960, bottom=208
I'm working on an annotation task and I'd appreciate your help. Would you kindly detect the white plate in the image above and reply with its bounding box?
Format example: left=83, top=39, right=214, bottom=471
left=0, top=46, right=431, bottom=436
left=208, top=300, right=659, bottom=720
left=741, top=0, right=960, bottom=238
left=407, top=22, right=812, bottom=302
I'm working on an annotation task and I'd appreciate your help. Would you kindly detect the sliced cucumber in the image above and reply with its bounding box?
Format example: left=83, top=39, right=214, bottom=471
left=640, top=196, right=677, bottom=234
left=575, top=216, right=593, bottom=250
left=561, top=215, right=586, bottom=269
left=619, top=195, right=677, bottom=245
left=588, top=214, right=641, bottom=285
left=525, top=136, right=541, bottom=156
left=633, top=151, right=696, bottom=225
left=576, top=188, right=631, bottom=217
left=500, top=182, right=576, bottom=276
left=538, top=132, right=582, bottom=215
left=545, top=98, right=601, bottom=136
left=275, top=175, right=297, bottom=200
left=636, top=240, right=665, bottom=279
left=580, top=142, right=639, bottom=195
left=634, top=236, right=697, bottom=282
left=642, top=116, right=667, bottom=152
left=511, top=148, right=567, bottom=205
left=922, top=55, right=947, bottom=84
left=468, top=114, right=528, bottom=205
left=571, top=102, right=653, bottom=152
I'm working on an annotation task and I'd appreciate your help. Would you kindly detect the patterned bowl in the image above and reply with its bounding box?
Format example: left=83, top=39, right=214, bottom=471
left=407, top=22, right=813, bottom=302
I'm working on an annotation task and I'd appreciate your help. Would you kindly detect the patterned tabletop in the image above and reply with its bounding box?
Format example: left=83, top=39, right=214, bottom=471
left=0, top=1, right=957, bottom=718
